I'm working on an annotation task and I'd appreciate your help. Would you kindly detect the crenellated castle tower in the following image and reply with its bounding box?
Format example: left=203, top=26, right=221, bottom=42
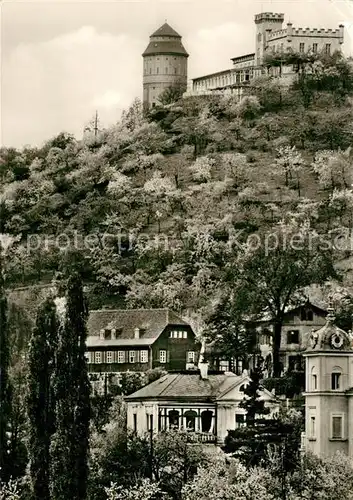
left=255, top=12, right=285, bottom=65
left=142, top=22, right=188, bottom=109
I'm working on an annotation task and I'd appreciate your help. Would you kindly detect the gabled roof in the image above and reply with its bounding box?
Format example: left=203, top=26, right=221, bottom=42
left=151, top=22, right=181, bottom=38
left=248, top=299, right=328, bottom=323
left=87, top=308, right=189, bottom=347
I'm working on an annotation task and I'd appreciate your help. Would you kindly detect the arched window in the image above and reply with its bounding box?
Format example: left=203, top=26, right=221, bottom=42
left=184, top=410, right=197, bottom=432
left=201, top=410, right=213, bottom=432
left=331, top=367, right=342, bottom=390
left=168, top=410, right=179, bottom=429
left=311, top=366, right=317, bottom=390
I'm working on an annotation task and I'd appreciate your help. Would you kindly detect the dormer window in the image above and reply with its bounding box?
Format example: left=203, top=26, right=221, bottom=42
left=104, top=329, right=111, bottom=340
left=301, top=309, right=313, bottom=321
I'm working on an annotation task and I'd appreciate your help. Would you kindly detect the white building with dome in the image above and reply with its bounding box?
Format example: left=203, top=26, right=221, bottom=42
left=303, top=307, right=353, bottom=458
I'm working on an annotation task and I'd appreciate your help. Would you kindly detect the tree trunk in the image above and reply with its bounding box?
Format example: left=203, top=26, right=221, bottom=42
left=273, top=321, right=283, bottom=378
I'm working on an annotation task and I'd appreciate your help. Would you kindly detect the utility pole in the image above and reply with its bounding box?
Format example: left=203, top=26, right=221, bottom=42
left=149, top=414, right=153, bottom=479
left=94, top=110, right=99, bottom=139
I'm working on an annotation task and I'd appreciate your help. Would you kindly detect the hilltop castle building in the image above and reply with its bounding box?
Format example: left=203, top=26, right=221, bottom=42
left=142, top=22, right=189, bottom=109
left=187, top=12, right=344, bottom=97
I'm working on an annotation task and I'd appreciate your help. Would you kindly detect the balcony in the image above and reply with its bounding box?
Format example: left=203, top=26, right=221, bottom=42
left=187, top=432, right=217, bottom=444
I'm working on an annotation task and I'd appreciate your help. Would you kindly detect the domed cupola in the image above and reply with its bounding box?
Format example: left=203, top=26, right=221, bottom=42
left=307, top=305, right=353, bottom=352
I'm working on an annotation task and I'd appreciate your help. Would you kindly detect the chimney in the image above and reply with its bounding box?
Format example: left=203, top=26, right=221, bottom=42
left=134, top=327, right=140, bottom=339
left=199, top=362, right=209, bottom=380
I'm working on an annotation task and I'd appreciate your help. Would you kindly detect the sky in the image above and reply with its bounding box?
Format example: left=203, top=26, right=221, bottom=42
left=1, top=0, right=353, bottom=149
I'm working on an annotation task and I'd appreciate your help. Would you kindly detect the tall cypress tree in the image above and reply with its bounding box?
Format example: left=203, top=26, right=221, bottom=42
left=0, top=255, right=11, bottom=482
left=27, top=297, right=58, bottom=500
left=50, top=274, right=90, bottom=500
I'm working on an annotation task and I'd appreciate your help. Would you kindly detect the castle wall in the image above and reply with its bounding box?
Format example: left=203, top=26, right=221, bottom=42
left=266, top=25, right=344, bottom=55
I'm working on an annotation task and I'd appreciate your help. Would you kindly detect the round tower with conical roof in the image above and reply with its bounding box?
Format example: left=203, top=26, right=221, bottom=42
left=142, top=22, right=188, bottom=109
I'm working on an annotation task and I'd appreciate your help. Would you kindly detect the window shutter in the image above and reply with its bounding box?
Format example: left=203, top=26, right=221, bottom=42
left=167, top=350, right=170, bottom=362
left=136, top=350, right=140, bottom=363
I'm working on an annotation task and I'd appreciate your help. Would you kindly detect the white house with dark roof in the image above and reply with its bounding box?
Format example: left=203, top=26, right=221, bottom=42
left=207, top=299, right=328, bottom=377
left=86, top=308, right=200, bottom=377
left=125, top=365, right=279, bottom=445
left=248, top=299, right=329, bottom=376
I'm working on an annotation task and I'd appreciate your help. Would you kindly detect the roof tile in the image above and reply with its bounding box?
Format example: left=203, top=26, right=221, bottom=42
left=126, top=373, right=240, bottom=400
left=151, top=23, right=181, bottom=38
left=87, top=308, right=188, bottom=346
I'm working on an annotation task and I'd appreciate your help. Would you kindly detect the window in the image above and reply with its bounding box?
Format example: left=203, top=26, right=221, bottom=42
left=117, top=351, right=125, bottom=363
left=149, top=68, right=152, bottom=74
left=331, top=372, right=341, bottom=390
left=159, top=350, right=166, bottom=363
left=331, top=415, right=343, bottom=439
left=312, top=374, right=317, bottom=390
left=174, top=67, right=177, bottom=74
left=187, top=351, right=195, bottom=363
left=325, top=43, right=331, bottom=55
left=287, top=330, right=300, bottom=344
left=106, top=351, right=113, bottom=363
left=133, top=413, right=137, bottom=432
left=156, top=67, right=159, bottom=74
left=299, top=43, right=305, bottom=53
left=313, top=43, right=318, bottom=53
left=301, top=309, right=313, bottom=321
left=310, top=416, right=316, bottom=438
left=104, top=329, right=111, bottom=340
left=184, top=410, right=197, bottom=431
left=219, top=360, right=229, bottom=372
left=140, top=350, right=148, bottom=363
left=95, top=352, right=101, bottom=364
left=183, top=331, right=187, bottom=339
left=169, top=410, right=179, bottom=429
left=201, top=410, right=213, bottom=432
left=165, top=67, right=168, bottom=74
left=178, top=331, right=183, bottom=339
left=129, top=351, right=135, bottom=364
